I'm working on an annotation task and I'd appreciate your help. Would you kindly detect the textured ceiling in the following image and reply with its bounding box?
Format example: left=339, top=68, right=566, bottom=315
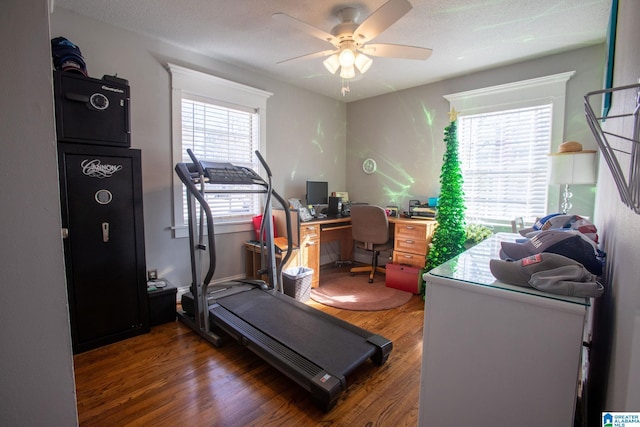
left=54, top=0, right=612, bottom=102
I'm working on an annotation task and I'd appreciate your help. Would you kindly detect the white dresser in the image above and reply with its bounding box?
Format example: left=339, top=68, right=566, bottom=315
left=418, top=233, right=590, bottom=427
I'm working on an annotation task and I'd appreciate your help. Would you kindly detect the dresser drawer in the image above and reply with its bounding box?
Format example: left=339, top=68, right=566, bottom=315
left=392, top=250, right=426, bottom=268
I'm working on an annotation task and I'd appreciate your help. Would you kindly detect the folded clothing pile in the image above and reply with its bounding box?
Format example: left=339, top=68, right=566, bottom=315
left=490, top=253, right=603, bottom=298
left=490, top=224, right=605, bottom=298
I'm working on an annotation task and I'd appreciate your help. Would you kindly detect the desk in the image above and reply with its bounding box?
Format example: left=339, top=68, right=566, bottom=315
left=297, top=217, right=353, bottom=289
left=272, top=210, right=436, bottom=288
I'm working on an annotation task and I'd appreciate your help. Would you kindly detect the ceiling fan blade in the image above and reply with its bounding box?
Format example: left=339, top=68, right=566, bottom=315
left=276, top=49, right=337, bottom=64
left=361, top=43, right=432, bottom=60
left=272, top=13, right=339, bottom=46
left=354, top=0, right=412, bottom=44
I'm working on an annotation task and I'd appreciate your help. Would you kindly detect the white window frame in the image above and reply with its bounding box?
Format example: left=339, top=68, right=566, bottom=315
left=444, top=71, right=575, bottom=227
left=168, top=63, right=272, bottom=238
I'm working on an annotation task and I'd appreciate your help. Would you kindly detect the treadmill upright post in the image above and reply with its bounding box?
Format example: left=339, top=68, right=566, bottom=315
left=184, top=183, right=223, bottom=346
left=262, top=201, right=279, bottom=291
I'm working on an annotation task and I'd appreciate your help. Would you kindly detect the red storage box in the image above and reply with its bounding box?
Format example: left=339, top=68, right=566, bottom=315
left=385, top=263, right=421, bottom=294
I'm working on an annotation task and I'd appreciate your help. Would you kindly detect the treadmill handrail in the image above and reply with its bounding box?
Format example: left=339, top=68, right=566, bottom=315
left=175, top=161, right=219, bottom=286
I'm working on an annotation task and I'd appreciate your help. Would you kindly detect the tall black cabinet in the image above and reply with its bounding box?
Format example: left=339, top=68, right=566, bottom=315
left=55, top=71, right=149, bottom=353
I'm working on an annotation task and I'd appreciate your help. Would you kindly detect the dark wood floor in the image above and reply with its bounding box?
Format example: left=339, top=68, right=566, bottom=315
left=73, top=277, right=425, bottom=426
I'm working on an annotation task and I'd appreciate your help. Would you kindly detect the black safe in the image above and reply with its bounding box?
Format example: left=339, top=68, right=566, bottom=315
left=54, top=71, right=131, bottom=147
left=58, top=143, right=149, bottom=353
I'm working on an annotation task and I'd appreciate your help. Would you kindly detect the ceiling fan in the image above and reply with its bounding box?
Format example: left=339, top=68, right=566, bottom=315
left=273, top=0, right=432, bottom=93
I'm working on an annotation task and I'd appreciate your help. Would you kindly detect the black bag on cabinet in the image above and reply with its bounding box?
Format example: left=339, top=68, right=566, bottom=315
left=53, top=71, right=131, bottom=147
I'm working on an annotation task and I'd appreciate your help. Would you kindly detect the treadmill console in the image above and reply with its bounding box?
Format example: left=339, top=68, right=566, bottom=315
left=200, top=161, right=265, bottom=185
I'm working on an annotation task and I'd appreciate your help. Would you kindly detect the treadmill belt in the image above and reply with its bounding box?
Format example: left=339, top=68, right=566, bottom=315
left=215, top=289, right=375, bottom=376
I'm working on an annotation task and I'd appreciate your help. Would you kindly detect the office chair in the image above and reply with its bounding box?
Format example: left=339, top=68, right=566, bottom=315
left=350, top=205, right=393, bottom=283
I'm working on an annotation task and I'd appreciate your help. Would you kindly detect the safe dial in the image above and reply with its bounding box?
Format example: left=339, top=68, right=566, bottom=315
left=90, top=93, right=109, bottom=110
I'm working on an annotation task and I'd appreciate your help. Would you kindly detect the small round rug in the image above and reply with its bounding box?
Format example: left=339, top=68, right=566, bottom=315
left=310, top=270, right=413, bottom=311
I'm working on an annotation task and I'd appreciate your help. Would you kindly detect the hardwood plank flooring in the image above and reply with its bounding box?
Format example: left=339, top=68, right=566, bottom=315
left=73, top=275, right=425, bottom=426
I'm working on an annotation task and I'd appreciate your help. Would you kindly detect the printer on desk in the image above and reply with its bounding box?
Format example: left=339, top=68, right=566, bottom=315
left=409, top=199, right=438, bottom=219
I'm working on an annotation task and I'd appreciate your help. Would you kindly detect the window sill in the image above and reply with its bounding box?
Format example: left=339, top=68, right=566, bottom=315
left=172, top=220, right=253, bottom=239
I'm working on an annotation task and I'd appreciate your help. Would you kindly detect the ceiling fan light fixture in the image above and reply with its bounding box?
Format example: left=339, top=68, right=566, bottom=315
left=323, top=54, right=340, bottom=74
left=340, top=64, right=355, bottom=79
left=338, top=48, right=356, bottom=67
left=275, top=0, right=433, bottom=95
left=355, top=53, right=373, bottom=74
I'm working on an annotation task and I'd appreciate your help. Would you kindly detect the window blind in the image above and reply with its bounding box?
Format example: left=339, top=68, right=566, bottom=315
left=458, top=104, right=552, bottom=225
left=181, top=97, right=261, bottom=221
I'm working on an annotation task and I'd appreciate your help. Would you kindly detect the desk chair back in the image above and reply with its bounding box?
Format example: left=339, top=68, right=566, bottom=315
left=350, top=205, right=392, bottom=282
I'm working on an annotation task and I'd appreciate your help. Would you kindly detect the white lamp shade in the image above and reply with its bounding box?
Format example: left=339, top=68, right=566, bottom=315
left=323, top=54, right=340, bottom=74
left=548, top=151, right=597, bottom=184
left=339, top=48, right=355, bottom=67
left=355, top=53, right=373, bottom=74
left=340, top=64, right=355, bottom=79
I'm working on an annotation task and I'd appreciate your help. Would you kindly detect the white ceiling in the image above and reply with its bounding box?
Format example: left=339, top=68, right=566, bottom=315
left=54, top=0, right=612, bottom=102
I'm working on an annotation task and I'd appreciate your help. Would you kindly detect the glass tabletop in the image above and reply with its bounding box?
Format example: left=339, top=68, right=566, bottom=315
left=426, top=233, right=590, bottom=306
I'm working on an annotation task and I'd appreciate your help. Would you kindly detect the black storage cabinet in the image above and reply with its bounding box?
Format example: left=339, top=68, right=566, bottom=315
left=58, top=142, right=149, bottom=353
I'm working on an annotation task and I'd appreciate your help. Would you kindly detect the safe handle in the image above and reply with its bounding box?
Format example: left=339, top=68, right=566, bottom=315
left=102, top=222, right=109, bottom=242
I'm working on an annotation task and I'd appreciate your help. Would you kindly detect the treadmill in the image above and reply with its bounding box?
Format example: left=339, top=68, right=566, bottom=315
left=175, top=150, right=392, bottom=411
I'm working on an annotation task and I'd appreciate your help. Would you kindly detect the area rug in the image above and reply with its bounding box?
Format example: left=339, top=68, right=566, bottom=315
left=310, top=266, right=413, bottom=311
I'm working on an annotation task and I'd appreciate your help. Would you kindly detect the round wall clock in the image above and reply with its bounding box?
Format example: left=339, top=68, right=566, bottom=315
left=362, top=158, right=377, bottom=174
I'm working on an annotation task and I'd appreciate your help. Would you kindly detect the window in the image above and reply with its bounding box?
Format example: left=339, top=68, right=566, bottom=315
left=444, top=71, right=574, bottom=227
left=457, top=105, right=552, bottom=223
left=168, top=64, right=272, bottom=238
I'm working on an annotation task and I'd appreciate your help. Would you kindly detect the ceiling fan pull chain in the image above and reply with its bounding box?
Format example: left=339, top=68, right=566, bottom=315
left=341, top=79, right=350, bottom=96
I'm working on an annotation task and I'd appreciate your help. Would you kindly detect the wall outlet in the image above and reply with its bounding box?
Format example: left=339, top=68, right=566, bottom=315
left=147, top=269, right=158, bottom=280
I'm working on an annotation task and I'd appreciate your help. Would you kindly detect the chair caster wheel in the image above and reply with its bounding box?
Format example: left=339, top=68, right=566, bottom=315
left=368, top=279, right=373, bottom=283
left=350, top=273, right=355, bottom=276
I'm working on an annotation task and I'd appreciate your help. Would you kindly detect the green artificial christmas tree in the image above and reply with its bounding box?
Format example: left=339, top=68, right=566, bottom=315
left=426, top=109, right=467, bottom=272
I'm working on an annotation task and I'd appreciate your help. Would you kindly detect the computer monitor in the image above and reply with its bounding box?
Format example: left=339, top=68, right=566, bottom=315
left=306, top=180, right=328, bottom=206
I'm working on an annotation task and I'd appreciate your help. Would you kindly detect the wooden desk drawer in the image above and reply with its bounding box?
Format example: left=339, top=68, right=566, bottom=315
left=392, top=250, right=426, bottom=268
left=394, top=236, right=428, bottom=255
left=300, top=223, right=320, bottom=241
left=394, top=222, right=435, bottom=243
